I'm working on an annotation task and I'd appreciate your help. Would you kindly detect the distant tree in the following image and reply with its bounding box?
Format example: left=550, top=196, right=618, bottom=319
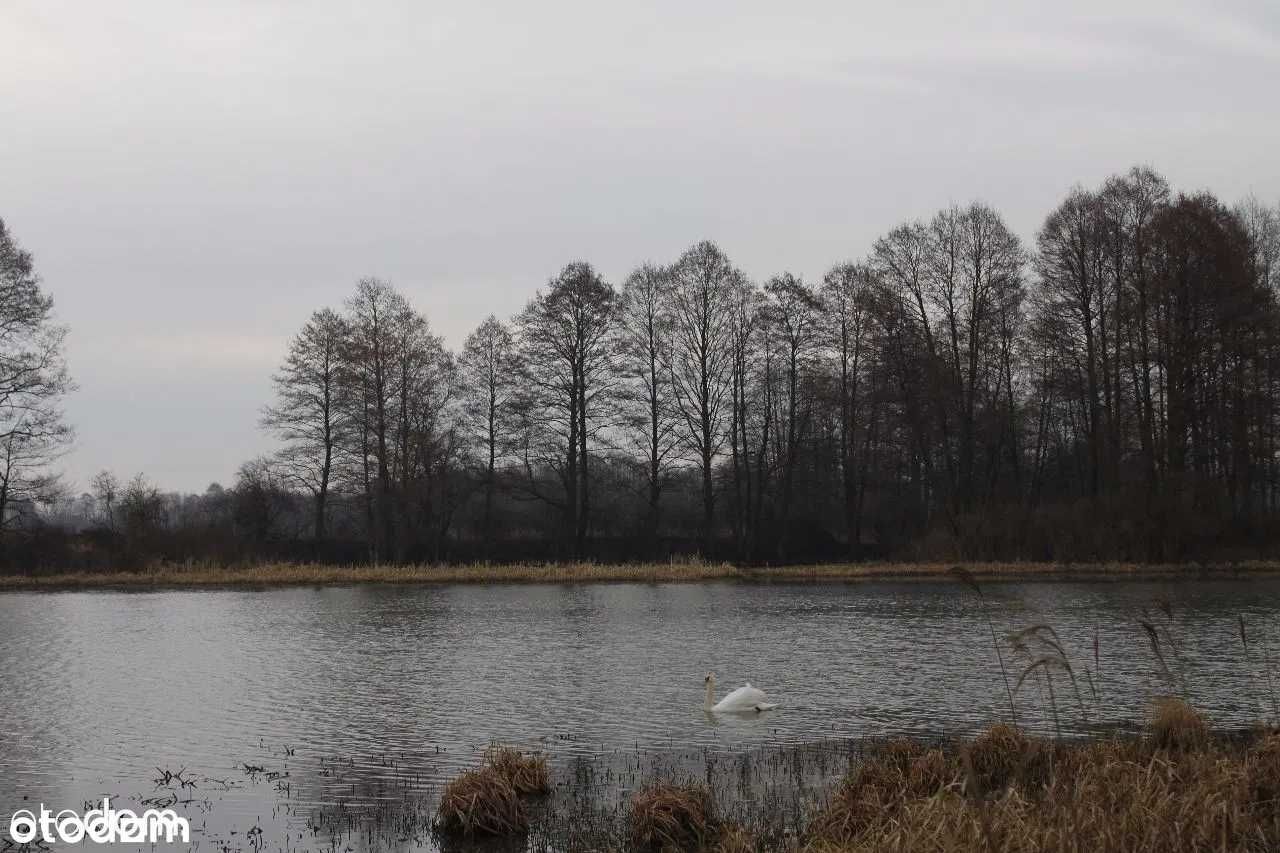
left=232, top=457, right=291, bottom=546
left=820, top=263, right=877, bottom=556
left=871, top=218, right=943, bottom=518
left=926, top=203, right=1025, bottom=513
left=515, top=262, right=617, bottom=554
left=342, top=278, right=405, bottom=560
left=1150, top=193, right=1266, bottom=511
left=726, top=276, right=766, bottom=556
left=261, top=308, right=348, bottom=541
left=1034, top=187, right=1112, bottom=497
left=762, top=272, right=822, bottom=553
left=458, top=315, right=517, bottom=552
left=665, top=241, right=740, bottom=552
left=120, top=473, right=165, bottom=545
left=1100, top=166, right=1170, bottom=504
left=386, top=300, right=456, bottom=560
left=342, top=278, right=455, bottom=560
left=617, top=263, right=681, bottom=544
left=1236, top=195, right=1280, bottom=294
left=91, top=470, right=120, bottom=534
left=0, top=218, right=73, bottom=532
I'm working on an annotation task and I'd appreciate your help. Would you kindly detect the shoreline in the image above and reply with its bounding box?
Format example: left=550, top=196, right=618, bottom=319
left=2, top=558, right=1279, bottom=591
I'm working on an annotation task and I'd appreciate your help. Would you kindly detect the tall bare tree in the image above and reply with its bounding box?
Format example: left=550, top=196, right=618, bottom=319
left=343, top=278, right=409, bottom=559
left=515, top=262, right=616, bottom=554
left=727, top=277, right=766, bottom=556
left=1034, top=188, right=1111, bottom=497
left=821, top=263, right=877, bottom=555
left=387, top=303, right=455, bottom=559
left=262, top=308, right=348, bottom=540
left=0, top=218, right=73, bottom=533
left=617, top=263, right=681, bottom=545
left=762, top=272, right=822, bottom=553
left=665, top=241, right=740, bottom=552
left=458, top=315, right=517, bottom=552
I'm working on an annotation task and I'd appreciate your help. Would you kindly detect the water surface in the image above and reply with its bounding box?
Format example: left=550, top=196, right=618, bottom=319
left=1, top=579, right=1276, bottom=849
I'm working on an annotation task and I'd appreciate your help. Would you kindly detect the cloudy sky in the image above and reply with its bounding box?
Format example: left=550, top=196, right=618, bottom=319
left=2, top=0, right=1278, bottom=493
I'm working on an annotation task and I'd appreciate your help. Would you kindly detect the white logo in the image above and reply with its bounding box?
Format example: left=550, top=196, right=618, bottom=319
left=8, top=799, right=189, bottom=844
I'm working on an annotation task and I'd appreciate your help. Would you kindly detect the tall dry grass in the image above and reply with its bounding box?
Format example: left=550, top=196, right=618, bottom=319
left=803, top=699, right=1280, bottom=853
left=5, top=559, right=1280, bottom=590
left=484, top=744, right=549, bottom=795
left=434, top=744, right=549, bottom=838
left=629, top=782, right=718, bottom=851
left=434, top=767, right=527, bottom=837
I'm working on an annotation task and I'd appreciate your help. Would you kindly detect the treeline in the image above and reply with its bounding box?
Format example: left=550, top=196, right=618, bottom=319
left=7, top=165, right=1280, bottom=570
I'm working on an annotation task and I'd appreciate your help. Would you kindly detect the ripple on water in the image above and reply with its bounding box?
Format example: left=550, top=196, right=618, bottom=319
left=2, top=579, right=1278, bottom=849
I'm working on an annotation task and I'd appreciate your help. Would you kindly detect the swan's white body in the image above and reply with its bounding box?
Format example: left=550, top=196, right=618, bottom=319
left=704, top=673, right=779, bottom=713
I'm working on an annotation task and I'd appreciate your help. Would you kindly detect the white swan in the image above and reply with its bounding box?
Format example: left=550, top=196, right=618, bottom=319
left=703, top=672, right=779, bottom=713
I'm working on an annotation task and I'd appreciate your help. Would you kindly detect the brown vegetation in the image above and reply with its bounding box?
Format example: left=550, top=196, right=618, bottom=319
left=801, top=701, right=1279, bottom=853
left=434, top=744, right=550, bottom=838
left=1149, top=696, right=1210, bottom=751
left=3, top=559, right=1280, bottom=591
left=629, top=783, right=718, bottom=851
left=484, top=745, right=549, bottom=795
left=433, top=768, right=526, bottom=837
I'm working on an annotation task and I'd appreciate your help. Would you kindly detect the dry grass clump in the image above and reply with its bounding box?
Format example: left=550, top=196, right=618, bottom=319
left=434, top=745, right=550, bottom=838
left=484, top=744, right=549, bottom=794
left=1149, top=695, right=1210, bottom=751
left=434, top=767, right=527, bottom=837
left=629, top=782, right=717, bottom=851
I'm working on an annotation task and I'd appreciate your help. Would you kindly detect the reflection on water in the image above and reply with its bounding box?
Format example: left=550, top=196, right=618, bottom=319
left=1, top=579, right=1277, bottom=849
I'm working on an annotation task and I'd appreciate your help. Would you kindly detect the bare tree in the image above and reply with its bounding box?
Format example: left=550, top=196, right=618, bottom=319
left=120, top=473, right=165, bottom=543
left=388, top=304, right=455, bottom=560
left=762, top=272, right=822, bottom=554
left=1035, top=187, right=1111, bottom=497
left=1236, top=195, right=1280, bottom=295
left=0, top=218, right=73, bottom=532
left=342, top=278, right=405, bottom=560
left=91, top=470, right=120, bottom=534
left=515, top=262, right=617, bottom=554
left=617, top=263, right=681, bottom=545
left=727, top=277, right=766, bottom=556
left=924, top=203, right=1025, bottom=512
left=458, top=315, right=517, bottom=553
left=820, top=263, right=877, bottom=556
left=233, top=456, right=292, bottom=546
left=262, top=308, right=348, bottom=540
left=665, top=241, right=740, bottom=552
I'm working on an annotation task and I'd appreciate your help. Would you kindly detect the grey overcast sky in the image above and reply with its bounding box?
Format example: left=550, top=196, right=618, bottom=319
left=2, top=1, right=1278, bottom=493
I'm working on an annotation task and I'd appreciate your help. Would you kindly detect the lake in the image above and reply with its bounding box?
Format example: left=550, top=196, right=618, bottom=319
left=1, top=578, right=1277, bottom=850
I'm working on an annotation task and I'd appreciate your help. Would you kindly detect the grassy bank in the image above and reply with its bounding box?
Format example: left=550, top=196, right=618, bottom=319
left=2, top=559, right=1280, bottom=591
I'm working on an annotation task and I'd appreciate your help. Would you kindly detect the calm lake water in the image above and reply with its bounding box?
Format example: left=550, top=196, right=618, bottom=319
left=2, top=578, right=1278, bottom=850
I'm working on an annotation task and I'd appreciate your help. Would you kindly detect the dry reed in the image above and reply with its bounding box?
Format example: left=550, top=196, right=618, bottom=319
left=1148, top=696, right=1209, bottom=751
left=5, top=559, right=1280, bottom=590
left=484, top=744, right=550, bottom=795
left=434, top=767, right=527, bottom=837
left=714, top=823, right=757, bottom=853
left=803, top=702, right=1280, bottom=853
left=629, top=782, right=717, bottom=851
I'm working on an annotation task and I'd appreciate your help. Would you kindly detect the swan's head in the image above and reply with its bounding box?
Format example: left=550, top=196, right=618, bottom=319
left=704, top=671, right=714, bottom=685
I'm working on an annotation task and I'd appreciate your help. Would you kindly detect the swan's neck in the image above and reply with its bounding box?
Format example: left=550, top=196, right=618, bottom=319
left=704, top=679, right=715, bottom=710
